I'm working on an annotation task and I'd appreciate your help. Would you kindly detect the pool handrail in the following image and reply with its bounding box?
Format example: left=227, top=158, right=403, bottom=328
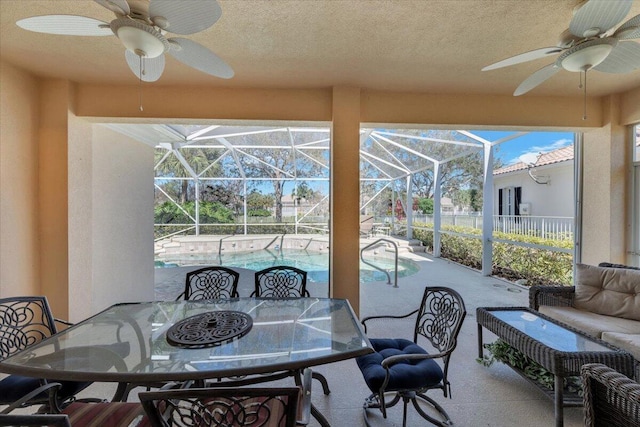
left=360, top=238, right=398, bottom=288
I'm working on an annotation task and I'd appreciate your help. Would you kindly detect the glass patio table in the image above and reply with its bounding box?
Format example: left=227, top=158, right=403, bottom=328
left=0, top=298, right=372, bottom=426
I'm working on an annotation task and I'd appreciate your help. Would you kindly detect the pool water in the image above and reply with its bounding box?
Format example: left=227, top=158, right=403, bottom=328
left=155, top=248, right=419, bottom=282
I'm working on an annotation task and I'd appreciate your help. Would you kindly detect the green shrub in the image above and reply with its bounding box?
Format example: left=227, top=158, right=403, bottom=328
left=247, top=209, right=271, bottom=217
left=478, top=339, right=581, bottom=394
left=411, top=222, right=573, bottom=286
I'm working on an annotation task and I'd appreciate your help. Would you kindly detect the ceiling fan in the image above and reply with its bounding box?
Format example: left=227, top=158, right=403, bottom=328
left=482, top=0, right=640, bottom=117
left=16, top=0, right=234, bottom=84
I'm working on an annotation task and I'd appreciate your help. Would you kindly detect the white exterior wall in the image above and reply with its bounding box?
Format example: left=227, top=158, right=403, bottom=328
left=92, top=125, right=154, bottom=313
left=68, top=124, right=154, bottom=320
left=493, top=161, right=574, bottom=218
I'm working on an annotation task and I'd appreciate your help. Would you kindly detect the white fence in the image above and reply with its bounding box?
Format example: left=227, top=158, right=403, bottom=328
left=410, top=214, right=573, bottom=240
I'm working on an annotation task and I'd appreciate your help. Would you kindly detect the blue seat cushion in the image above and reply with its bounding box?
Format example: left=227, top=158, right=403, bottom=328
left=0, top=375, right=91, bottom=405
left=356, top=338, right=443, bottom=393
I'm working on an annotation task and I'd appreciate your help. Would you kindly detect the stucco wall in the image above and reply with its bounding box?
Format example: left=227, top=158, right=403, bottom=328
left=1, top=59, right=636, bottom=315
left=68, top=113, right=93, bottom=321
left=90, top=125, right=154, bottom=315
left=0, top=62, right=40, bottom=297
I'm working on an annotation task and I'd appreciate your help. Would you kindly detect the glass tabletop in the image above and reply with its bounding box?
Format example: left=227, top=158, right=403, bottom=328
left=491, top=309, right=615, bottom=353
left=0, top=298, right=372, bottom=382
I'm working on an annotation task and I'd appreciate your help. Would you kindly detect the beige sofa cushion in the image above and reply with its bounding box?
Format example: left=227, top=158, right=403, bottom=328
left=601, top=332, right=640, bottom=361
left=574, top=263, right=640, bottom=321
left=539, top=306, right=640, bottom=338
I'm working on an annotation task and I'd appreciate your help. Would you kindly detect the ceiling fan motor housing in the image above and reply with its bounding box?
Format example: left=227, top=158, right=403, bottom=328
left=557, top=38, right=617, bottom=72
left=110, top=18, right=169, bottom=58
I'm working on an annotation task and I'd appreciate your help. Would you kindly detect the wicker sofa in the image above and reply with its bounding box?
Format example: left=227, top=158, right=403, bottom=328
left=530, top=263, right=640, bottom=376
left=581, top=363, right=640, bottom=426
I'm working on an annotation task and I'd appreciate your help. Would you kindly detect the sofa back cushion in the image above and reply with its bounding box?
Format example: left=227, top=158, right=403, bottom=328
left=574, top=263, right=640, bottom=321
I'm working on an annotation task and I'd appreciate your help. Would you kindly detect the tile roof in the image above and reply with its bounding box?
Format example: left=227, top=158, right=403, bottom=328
left=494, top=145, right=574, bottom=176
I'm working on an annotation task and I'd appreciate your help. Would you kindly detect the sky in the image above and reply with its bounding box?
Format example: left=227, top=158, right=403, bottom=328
left=472, top=130, right=574, bottom=166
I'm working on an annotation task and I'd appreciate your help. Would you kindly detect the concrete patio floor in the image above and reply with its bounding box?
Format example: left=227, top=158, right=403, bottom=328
left=81, top=250, right=583, bottom=426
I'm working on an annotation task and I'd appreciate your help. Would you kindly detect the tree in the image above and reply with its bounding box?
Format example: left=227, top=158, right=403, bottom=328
left=154, top=146, right=224, bottom=203
left=358, top=129, right=501, bottom=219
left=363, top=129, right=502, bottom=202
left=417, top=198, right=434, bottom=214
left=238, top=132, right=327, bottom=222
left=247, top=190, right=274, bottom=216
left=291, top=182, right=317, bottom=205
left=469, top=188, right=482, bottom=212
left=202, top=182, right=244, bottom=215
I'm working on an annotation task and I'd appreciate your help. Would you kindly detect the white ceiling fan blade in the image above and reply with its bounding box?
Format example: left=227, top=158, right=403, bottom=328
left=569, top=0, right=632, bottom=38
left=94, top=0, right=130, bottom=16
left=482, top=47, right=563, bottom=71
left=16, top=15, right=112, bottom=36
left=125, top=50, right=165, bottom=82
left=513, top=63, right=561, bottom=96
left=614, top=14, right=640, bottom=40
left=149, top=0, right=221, bottom=35
left=593, top=41, right=640, bottom=73
left=168, top=38, right=233, bottom=79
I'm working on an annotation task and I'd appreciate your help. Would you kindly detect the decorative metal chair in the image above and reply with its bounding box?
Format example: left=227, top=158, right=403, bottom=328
left=356, top=286, right=467, bottom=427
left=253, top=266, right=331, bottom=396
left=177, top=266, right=240, bottom=301
left=0, top=414, right=71, bottom=427
left=0, top=296, right=93, bottom=413
left=582, top=363, right=640, bottom=427
left=253, top=266, right=308, bottom=298
left=59, top=401, right=148, bottom=427
left=139, top=368, right=313, bottom=427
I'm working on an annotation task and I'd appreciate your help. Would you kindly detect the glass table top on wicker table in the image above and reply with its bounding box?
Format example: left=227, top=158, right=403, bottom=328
left=0, top=298, right=372, bottom=427
left=477, top=307, right=635, bottom=427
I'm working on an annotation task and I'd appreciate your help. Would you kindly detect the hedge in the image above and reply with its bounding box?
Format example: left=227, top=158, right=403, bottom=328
left=412, top=223, right=573, bottom=286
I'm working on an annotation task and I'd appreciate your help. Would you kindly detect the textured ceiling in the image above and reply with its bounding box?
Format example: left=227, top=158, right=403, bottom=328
left=1, top=0, right=639, bottom=97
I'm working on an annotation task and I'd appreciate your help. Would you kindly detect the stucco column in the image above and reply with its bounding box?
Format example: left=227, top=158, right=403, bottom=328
left=330, top=87, right=361, bottom=315
left=39, top=79, right=71, bottom=317
left=581, top=95, right=628, bottom=265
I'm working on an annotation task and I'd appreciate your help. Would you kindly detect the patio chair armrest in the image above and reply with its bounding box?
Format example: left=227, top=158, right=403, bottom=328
left=0, top=382, right=62, bottom=414
left=361, top=309, right=419, bottom=334
left=529, top=285, right=575, bottom=310
left=380, top=351, right=447, bottom=369
left=582, top=363, right=640, bottom=427
left=296, top=368, right=312, bottom=426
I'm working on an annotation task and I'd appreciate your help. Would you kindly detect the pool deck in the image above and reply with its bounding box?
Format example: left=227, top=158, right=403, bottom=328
left=151, top=243, right=584, bottom=426
left=17, top=236, right=584, bottom=425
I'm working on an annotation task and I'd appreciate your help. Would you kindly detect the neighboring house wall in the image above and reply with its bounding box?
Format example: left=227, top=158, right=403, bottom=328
left=493, top=161, right=574, bottom=218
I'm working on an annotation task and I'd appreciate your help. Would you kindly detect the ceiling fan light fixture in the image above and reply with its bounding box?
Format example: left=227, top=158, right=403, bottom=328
left=111, top=18, right=168, bottom=58
left=557, top=38, right=616, bottom=72
left=582, top=27, right=601, bottom=38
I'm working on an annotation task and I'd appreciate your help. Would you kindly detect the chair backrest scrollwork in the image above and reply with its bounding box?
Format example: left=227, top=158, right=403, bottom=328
left=140, top=387, right=301, bottom=427
left=0, top=296, right=57, bottom=360
left=181, top=266, right=240, bottom=301
left=254, top=266, right=308, bottom=298
left=414, top=287, right=467, bottom=355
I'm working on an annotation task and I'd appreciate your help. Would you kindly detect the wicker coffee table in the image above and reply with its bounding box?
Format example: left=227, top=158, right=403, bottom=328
left=477, top=307, right=634, bottom=427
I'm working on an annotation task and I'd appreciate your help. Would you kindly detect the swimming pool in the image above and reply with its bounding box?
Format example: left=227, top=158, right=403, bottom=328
left=155, top=248, right=420, bottom=282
